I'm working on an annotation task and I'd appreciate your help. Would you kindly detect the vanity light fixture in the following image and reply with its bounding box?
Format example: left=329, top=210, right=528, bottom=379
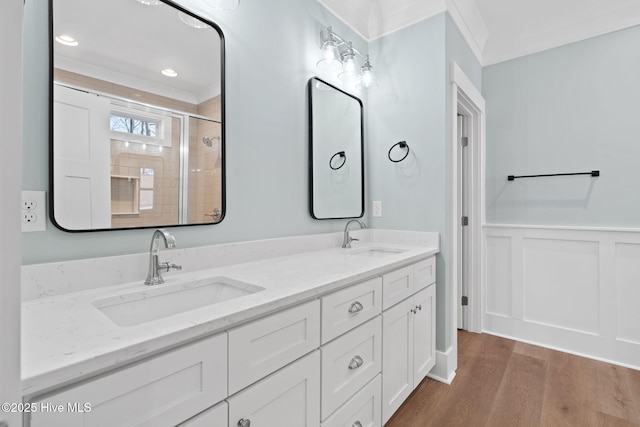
left=317, top=26, right=342, bottom=71
left=358, top=55, right=377, bottom=89
left=204, top=0, right=239, bottom=11
left=55, top=34, right=79, bottom=46
left=317, top=26, right=376, bottom=89
left=161, top=68, right=178, bottom=77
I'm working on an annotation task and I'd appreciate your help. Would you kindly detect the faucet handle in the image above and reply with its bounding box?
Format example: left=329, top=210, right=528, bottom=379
left=350, top=237, right=359, bottom=243
left=158, top=262, right=182, bottom=273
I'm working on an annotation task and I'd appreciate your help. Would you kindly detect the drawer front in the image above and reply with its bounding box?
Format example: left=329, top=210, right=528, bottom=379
left=382, top=264, right=414, bottom=310
left=228, top=351, right=320, bottom=427
left=179, top=401, right=227, bottom=427
left=321, top=277, right=382, bottom=344
left=414, top=257, right=436, bottom=292
left=321, top=316, right=382, bottom=420
left=321, top=375, right=381, bottom=427
left=29, top=333, right=227, bottom=427
left=228, top=299, right=321, bottom=394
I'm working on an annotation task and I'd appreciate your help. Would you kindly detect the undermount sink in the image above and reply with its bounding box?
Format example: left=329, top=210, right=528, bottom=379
left=93, top=277, right=264, bottom=327
left=348, top=247, right=408, bottom=258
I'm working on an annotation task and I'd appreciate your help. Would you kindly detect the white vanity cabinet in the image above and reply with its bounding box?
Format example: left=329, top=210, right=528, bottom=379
left=29, top=332, right=228, bottom=427
left=381, top=261, right=436, bottom=424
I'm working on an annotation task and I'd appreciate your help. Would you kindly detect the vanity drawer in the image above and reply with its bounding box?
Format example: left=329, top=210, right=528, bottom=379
left=29, top=333, right=227, bottom=427
left=321, top=375, right=381, bottom=427
left=228, top=299, right=320, bottom=394
left=321, top=316, right=382, bottom=420
left=414, top=256, right=436, bottom=292
left=178, top=401, right=227, bottom=427
left=321, top=277, right=382, bottom=343
left=382, top=264, right=414, bottom=310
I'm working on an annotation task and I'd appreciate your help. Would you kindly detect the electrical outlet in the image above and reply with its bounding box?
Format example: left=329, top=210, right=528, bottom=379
left=22, top=191, right=47, bottom=232
left=372, top=200, right=382, bottom=217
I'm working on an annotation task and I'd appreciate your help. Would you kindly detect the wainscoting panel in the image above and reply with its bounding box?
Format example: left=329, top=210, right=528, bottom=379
left=485, top=236, right=512, bottom=317
left=483, top=225, right=640, bottom=369
left=615, top=243, right=640, bottom=345
left=522, top=238, right=599, bottom=334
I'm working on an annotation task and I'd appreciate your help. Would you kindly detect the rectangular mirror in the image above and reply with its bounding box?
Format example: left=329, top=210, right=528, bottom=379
left=50, top=0, right=225, bottom=231
left=308, top=77, right=364, bottom=219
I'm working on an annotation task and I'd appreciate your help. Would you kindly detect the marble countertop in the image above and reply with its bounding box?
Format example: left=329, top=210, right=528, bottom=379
left=22, top=241, right=438, bottom=396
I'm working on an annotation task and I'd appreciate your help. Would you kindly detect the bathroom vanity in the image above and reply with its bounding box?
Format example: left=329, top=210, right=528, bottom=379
left=21, top=231, right=438, bottom=426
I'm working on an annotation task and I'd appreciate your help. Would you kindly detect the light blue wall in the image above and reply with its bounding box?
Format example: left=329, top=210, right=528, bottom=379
left=22, top=0, right=368, bottom=264
left=368, top=13, right=481, bottom=351
left=484, top=25, right=640, bottom=226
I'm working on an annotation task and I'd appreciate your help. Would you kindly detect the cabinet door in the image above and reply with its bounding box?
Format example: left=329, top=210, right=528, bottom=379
left=228, top=299, right=320, bottom=394
left=29, top=333, right=227, bottom=427
left=321, top=375, right=381, bottom=427
left=381, top=297, right=415, bottom=424
left=413, top=285, right=436, bottom=386
left=228, top=351, right=320, bottom=427
left=382, top=265, right=414, bottom=310
left=178, top=401, right=227, bottom=426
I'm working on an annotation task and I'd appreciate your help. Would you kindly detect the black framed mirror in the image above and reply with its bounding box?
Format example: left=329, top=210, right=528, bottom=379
left=50, top=0, right=225, bottom=231
left=308, top=77, right=364, bottom=220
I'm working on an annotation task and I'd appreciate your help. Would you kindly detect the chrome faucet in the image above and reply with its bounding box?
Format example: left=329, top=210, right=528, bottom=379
left=145, top=229, right=182, bottom=286
left=342, top=219, right=366, bottom=248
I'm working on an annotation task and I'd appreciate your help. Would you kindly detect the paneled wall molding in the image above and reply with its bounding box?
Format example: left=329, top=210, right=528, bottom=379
left=483, top=224, right=640, bottom=370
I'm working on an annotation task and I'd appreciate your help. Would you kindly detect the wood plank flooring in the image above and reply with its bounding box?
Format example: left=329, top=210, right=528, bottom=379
left=385, top=331, right=640, bottom=427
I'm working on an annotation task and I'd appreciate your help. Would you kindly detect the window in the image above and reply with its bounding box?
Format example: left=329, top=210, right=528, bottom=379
left=139, top=168, right=154, bottom=210
left=110, top=114, right=158, bottom=138
left=109, top=103, right=172, bottom=147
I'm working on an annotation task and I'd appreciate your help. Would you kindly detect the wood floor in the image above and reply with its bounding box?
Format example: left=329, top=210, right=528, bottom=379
left=386, top=331, right=640, bottom=427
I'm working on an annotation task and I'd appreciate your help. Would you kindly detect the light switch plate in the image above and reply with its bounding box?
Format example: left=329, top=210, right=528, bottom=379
left=372, top=200, right=382, bottom=217
left=22, top=190, right=47, bottom=232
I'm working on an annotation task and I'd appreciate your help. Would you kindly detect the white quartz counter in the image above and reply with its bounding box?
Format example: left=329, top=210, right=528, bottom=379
left=22, top=238, right=438, bottom=397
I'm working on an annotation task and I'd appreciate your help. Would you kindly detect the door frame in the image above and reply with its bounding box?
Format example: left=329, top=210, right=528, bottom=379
left=1, top=1, right=24, bottom=426
left=450, top=62, right=484, bottom=336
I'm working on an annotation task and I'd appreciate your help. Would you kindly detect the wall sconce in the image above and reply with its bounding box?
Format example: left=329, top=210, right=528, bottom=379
left=317, top=26, right=376, bottom=89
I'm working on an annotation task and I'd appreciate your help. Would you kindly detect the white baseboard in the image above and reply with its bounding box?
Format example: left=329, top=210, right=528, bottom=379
left=427, top=346, right=457, bottom=384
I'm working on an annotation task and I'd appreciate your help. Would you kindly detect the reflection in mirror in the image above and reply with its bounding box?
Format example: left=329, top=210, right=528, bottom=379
left=308, top=77, right=364, bottom=219
left=51, top=0, right=225, bottom=231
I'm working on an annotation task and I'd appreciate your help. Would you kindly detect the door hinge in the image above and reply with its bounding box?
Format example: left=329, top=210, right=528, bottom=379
left=461, top=216, right=469, bottom=226
left=461, top=136, right=469, bottom=147
left=461, top=296, right=469, bottom=306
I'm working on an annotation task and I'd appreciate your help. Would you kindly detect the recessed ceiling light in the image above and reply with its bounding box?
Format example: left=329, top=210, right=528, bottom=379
left=136, top=0, right=161, bottom=5
left=55, top=35, right=79, bottom=47
left=161, top=68, right=178, bottom=77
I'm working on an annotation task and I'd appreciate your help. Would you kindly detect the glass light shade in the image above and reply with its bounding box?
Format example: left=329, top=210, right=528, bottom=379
left=178, top=12, right=209, bottom=28
left=338, top=54, right=360, bottom=83
left=204, top=0, right=239, bottom=10
left=316, top=40, right=342, bottom=71
left=55, top=34, right=79, bottom=46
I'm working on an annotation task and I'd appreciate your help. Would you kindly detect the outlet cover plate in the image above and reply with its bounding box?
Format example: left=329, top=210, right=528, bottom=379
left=22, top=190, right=47, bottom=232
left=372, top=200, right=382, bottom=217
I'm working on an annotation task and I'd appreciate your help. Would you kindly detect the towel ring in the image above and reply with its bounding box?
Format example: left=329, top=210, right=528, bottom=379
left=388, top=141, right=410, bottom=163
left=330, top=151, right=346, bottom=170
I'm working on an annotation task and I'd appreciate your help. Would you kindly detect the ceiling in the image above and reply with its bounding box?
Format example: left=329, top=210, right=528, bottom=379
left=53, top=0, right=222, bottom=104
left=316, top=0, right=640, bottom=65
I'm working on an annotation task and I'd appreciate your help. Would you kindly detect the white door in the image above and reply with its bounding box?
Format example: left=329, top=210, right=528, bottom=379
left=458, top=113, right=470, bottom=330
left=227, top=351, right=320, bottom=427
left=381, top=297, right=415, bottom=424
left=413, top=285, right=436, bottom=385
left=53, top=84, right=112, bottom=229
left=1, top=1, right=24, bottom=426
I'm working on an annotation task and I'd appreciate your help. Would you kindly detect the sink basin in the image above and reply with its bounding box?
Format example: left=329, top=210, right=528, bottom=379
left=93, top=277, right=264, bottom=327
left=348, top=247, right=407, bottom=258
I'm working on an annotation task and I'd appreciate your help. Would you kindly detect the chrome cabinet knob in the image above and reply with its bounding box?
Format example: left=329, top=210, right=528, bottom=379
left=410, top=308, right=416, bottom=314
left=352, top=422, right=363, bottom=427
left=348, top=301, right=364, bottom=314
left=348, top=355, right=364, bottom=370
left=417, top=304, right=422, bottom=311
left=238, top=419, right=251, bottom=427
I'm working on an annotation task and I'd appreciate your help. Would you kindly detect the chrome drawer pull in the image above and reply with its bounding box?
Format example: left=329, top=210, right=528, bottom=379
left=238, top=419, right=251, bottom=427
left=348, top=355, right=364, bottom=370
left=348, top=301, right=364, bottom=313
left=352, top=422, right=363, bottom=427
